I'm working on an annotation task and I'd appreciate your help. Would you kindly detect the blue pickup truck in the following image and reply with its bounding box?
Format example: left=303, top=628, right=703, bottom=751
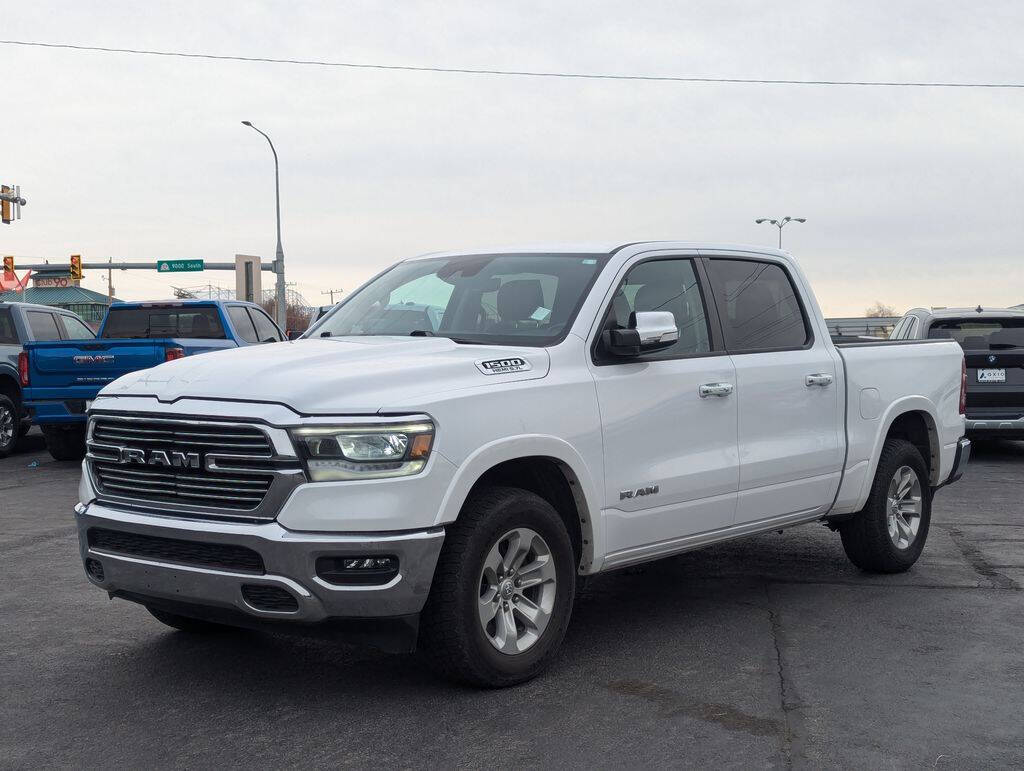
left=21, top=299, right=284, bottom=460
left=0, top=301, right=98, bottom=457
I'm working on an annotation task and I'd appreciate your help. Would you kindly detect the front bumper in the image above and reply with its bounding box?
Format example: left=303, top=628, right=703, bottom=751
left=76, top=502, right=445, bottom=642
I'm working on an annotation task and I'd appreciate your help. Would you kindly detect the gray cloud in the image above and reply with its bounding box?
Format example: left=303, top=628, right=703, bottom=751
left=3, top=0, right=1023, bottom=314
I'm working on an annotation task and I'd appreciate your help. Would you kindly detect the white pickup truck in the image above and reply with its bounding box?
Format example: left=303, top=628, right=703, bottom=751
left=76, top=242, right=969, bottom=686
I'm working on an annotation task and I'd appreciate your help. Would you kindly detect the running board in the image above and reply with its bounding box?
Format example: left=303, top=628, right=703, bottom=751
left=601, top=508, right=825, bottom=571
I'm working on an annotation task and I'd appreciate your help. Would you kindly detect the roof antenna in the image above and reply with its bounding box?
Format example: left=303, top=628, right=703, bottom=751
left=976, top=305, right=984, bottom=313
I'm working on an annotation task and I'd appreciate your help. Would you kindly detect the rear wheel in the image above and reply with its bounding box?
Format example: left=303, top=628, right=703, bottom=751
left=420, top=486, right=576, bottom=687
left=0, top=396, right=17, bottom=458
left=41, top=424, right=87, bottom=461
left=840, top=438, right=932, bottom=573
left=147, top=607, right=232, bottom=634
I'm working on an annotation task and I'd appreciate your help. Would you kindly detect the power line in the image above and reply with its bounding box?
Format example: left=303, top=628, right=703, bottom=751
left=2, top=39, right=1023, bottom=89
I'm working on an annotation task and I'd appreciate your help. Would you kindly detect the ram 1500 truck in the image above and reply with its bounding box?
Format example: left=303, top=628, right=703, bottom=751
left=75, top=243, right=969, bottom=686
left=22, top=299, right=284, bottom=461
left=0, top=301, right=97, bottom=457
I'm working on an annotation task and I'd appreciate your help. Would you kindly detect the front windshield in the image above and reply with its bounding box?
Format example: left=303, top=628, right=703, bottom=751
left=309, top=253, right=609, bottom=346
left=928, top=317, right=1024, bottom=349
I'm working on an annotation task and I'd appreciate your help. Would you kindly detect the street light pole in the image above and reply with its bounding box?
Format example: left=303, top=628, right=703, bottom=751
left=242, top=121, right=287, bottom=328
left=755, top=216, right=806, bottom=249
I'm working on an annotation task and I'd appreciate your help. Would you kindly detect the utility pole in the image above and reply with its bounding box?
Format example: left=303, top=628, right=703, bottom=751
left=241, top=121, right=287, bottom=328
left=107, top=258, right=114, bottom=302
left=755, top=216, right=806, bottom=248
left=321, top=288, right=344, bottom=304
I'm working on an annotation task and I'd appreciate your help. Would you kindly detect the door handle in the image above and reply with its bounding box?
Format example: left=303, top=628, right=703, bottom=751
left=805, top=373, right=834, bottom=387
left=699, top=382, right=734, bottom=398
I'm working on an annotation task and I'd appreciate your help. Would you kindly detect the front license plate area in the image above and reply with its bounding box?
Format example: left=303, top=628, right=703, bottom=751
left=977, top=368, right=1006, bottom=383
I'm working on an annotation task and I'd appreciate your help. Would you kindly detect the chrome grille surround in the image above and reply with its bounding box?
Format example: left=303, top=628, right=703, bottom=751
left=86, top=413, right=305, bottom=522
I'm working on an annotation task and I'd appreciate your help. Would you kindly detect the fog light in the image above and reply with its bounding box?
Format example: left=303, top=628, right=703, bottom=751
left=85, top=558, right=105, bottom=581
left=316, top=555, right=399, bottom=586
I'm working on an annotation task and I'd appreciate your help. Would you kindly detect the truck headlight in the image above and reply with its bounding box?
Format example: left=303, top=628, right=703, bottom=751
left=290, top=421, right=434, bottom=481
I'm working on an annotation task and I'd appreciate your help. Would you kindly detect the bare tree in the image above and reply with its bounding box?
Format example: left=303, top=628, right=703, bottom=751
left=865, top=301, right=898, bottom=318
left=261, top=298, right=311, bottom=335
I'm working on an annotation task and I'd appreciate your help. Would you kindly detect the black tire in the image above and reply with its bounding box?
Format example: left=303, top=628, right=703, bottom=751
left=840, top=438, right=932, bottom=573
left=41, top=425, right=87, bottom=461
left=0, top=395, right=17, bottom=458
left=147, top=607, right=232, bottom=634
left=420, top=486, right=576, bottom=687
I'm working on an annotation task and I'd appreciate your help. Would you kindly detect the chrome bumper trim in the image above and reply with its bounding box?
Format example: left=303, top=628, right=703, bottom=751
left=965, top=416, right=1024, bottom=432
left=77, top=503, right=444, bottom=622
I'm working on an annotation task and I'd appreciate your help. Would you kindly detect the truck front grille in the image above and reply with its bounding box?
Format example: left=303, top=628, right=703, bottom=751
left=91, top=462, right=274, bottom=510
left=86, top=414, right=304, bottom=521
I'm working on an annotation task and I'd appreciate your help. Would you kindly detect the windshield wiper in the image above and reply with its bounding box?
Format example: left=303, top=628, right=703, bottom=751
left=409, top=330, right=435, bottom=337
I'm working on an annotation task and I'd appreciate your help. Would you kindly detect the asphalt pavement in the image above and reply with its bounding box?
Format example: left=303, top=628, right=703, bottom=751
left=2, top=430, right=1023, bottom=768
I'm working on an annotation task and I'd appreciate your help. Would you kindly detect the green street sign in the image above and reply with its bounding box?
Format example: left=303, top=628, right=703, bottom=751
left=156, top=259, right=204, bottom=273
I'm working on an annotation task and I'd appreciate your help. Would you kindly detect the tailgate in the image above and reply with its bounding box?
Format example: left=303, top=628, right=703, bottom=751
left=964, top=350, right=1024, bottom=417
left=26, top=339, right=168, bottom=390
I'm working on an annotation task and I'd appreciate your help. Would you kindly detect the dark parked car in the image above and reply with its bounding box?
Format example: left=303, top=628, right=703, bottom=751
left=0, top=301, right=96, bottom=456
left=891, top=306, right=1024, bottom=439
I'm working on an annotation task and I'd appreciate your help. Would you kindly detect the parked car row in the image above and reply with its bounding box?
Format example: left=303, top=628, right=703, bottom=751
left=72, top=242, right=971, bottom=686
left=16, top=299, right=285, bottom=460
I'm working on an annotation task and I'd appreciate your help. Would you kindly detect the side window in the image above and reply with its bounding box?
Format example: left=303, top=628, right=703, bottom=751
left=905, top=318, right=919, bottom=340
left=58, top=315, right=96, bottom=340
left=705, top=259, right=810, bottom=351
left=227, top=306, right=259, bottom=344
left=26, top=311, right=62, bottom=341
left=599, top=258, right=711, bottom=359
left=248, top=308, right=282, bottom=343
left=0, top=308, right=16, bottom=344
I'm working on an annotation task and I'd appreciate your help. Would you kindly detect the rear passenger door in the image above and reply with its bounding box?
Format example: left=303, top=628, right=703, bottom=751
left=702, top=255, right=843, bottom=525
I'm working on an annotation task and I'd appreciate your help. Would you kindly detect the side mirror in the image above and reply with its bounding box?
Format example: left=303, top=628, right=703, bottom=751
left=602, top=311, right=679, bottom=357
left=287, top=330, right=303, bottom=341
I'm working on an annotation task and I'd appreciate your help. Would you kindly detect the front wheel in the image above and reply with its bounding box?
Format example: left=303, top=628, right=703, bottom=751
left=420, top=486, right=576, bottom=687
left=41, top=425, right=87, bottom=461
left=840, top=438, right=932, bottom=573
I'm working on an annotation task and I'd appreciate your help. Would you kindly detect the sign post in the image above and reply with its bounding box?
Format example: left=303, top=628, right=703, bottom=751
left=156, top=259, right=205, bottom=273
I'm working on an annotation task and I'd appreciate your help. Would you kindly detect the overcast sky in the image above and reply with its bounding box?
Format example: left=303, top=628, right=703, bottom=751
left=2, top=0, right=1023, bottom=315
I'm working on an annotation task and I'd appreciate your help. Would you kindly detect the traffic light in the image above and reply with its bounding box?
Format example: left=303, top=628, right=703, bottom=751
left=70, top=255, right=83, bottom=281
left=1, top=186, right=10, bottom=225
left=2, top=256, right=13, bottom=276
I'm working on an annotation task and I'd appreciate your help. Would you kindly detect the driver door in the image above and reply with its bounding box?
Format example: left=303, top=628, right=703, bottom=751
left=589, top=253, right=739, bottom=563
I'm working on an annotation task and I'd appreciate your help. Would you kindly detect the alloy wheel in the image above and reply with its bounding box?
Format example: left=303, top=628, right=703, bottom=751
left=477, top=527, right=557, bottom=655
left=0, top=404, right=14, bottom=449
left=886, top=465, right=923, bottom=550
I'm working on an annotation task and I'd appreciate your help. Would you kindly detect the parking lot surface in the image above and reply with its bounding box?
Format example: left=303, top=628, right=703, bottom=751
left=2, top=431, right=1023, bottom=768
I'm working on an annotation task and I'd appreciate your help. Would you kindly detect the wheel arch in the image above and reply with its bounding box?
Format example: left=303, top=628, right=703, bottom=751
left=435, top=436, right=602, bottom=574
left=866, top=399, right=941, bottom=493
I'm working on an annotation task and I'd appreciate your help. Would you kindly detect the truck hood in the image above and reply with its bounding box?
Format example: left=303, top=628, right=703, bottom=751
left=99, top=336, right=551, bottom=414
